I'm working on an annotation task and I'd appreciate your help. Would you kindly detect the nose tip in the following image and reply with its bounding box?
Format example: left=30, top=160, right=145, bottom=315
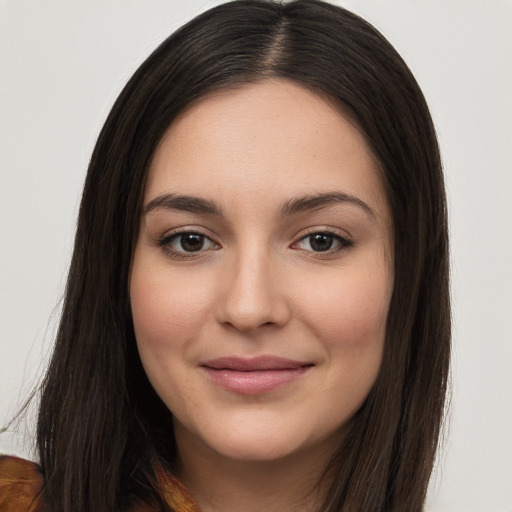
left=216, top=259, right=290, bottom=332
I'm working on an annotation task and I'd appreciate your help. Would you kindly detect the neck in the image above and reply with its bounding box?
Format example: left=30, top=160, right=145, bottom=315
left=174, top=429, right=337, bottom=512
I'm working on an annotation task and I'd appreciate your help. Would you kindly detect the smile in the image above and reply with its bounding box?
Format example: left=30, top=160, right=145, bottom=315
left=200, top=357, right=314, bottom=395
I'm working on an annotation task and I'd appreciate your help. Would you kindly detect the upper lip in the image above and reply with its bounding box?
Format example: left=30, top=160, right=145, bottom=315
left=200, top=356, right=313, bottom=371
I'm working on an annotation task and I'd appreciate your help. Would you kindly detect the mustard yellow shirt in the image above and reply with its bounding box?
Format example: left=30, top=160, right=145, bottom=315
left=0, top=455, right=199, bottom=512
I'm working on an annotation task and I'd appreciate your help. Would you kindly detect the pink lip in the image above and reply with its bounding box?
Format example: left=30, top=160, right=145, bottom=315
left=200, top=356, right=313, bottom=395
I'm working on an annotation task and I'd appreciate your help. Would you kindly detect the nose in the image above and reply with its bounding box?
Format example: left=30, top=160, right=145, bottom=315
left=216, top=250, right=291, bottom=333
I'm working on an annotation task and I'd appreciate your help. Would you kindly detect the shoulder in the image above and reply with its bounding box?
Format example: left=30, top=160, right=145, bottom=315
left=0, top=455, right=46, bottom=512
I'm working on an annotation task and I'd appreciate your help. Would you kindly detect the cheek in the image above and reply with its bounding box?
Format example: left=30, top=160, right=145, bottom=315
left=131, top=282, right=195, bottom=347
left=300, top=266, right=392, bottom=423
left=293, top=264, right=392, bottom=358
left=129, top=262, right=213, bottom=410
left=130, top=259, right=213, bottom=361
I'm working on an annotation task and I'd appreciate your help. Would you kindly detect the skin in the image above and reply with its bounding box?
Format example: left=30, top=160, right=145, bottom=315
left=130, top=79, right=394, bottom=511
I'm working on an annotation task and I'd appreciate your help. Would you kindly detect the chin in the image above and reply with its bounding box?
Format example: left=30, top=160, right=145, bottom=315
left=178, top=411, right=344, bottom=465
left=215, top=435, right=303, bottom=462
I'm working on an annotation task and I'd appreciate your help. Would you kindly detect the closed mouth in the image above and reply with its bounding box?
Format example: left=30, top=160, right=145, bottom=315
left=200, top=356, right=313, bottom=372
left=200, top=356, right=314, bottom=395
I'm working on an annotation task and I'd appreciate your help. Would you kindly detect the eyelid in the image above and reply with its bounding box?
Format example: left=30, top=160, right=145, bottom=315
left=290, top=227, right=354, bottom=253
left=156, top=226, right=221, bottom=258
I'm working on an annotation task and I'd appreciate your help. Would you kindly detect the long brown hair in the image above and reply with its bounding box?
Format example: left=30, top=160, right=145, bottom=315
left=36, top=1, right=450, bottom=510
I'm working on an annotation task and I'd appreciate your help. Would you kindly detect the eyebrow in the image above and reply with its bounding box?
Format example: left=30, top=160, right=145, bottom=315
left=280, top=192, right=375, bottom=218
left=143, top=191, right=375, bottom=218
left=144, top=194, right=223, bottom=216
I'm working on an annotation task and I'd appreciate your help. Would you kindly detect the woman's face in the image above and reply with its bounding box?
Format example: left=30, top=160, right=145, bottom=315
left=130, top=80, right=393, bottom=463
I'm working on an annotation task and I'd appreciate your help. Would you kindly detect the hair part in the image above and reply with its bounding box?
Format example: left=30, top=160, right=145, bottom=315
left=36, top=1, right=450, bottom=511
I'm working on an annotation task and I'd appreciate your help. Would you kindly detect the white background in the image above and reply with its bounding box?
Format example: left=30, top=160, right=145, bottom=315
left=1, top=1, right=511, bottom=511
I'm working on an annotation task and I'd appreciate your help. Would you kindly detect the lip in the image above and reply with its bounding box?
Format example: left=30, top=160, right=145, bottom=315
left=200, top=356, right=313, bottom=395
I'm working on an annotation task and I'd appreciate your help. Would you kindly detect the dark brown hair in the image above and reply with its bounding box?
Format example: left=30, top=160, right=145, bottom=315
left=35, top=1, right=450, bottom=510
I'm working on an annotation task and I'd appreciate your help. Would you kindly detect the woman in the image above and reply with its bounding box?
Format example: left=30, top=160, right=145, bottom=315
left=0, top=0, right=450, bottom=511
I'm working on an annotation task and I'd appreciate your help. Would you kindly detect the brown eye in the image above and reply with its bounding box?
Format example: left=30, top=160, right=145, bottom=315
left=308, top=233, right=334, bottom=252
left=161, top=232, right=218, bottom=254
left=179, top=233, right=206, bottom=252
left=295, top=232, right=352, bottom=253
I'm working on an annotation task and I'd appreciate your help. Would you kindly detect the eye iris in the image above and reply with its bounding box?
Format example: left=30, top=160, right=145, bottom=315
left=309, top=233, right=333, bottom=252
left=181, top=233, right=204, bottom=252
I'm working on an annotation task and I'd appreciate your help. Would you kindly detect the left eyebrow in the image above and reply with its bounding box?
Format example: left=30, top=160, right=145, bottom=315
left=280, top=192, right=376, bottom=218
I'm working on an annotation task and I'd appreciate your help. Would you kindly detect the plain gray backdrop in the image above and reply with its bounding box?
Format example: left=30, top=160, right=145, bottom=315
left=1, top=1, right=511, bottom=511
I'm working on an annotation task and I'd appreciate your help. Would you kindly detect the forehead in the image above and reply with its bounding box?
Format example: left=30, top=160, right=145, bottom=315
left=145, top=79, right=388, bottom=222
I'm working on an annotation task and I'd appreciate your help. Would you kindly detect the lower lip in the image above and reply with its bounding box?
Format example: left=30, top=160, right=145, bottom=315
left=201, top=366, right=311, bottom=395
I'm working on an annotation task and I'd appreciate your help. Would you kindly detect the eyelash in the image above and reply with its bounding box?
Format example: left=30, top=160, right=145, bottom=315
left=156, top=228, right=353, bottom=259
left=157, top=229, right=219, bottom=259
left=292, top=229, right=354, bottom=255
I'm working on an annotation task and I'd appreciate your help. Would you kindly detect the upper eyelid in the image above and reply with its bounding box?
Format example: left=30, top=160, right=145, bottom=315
left=291, top=226, right=352, bottom=243
left=157, top=230, right=220, bottom=258
left=170, top=233, right=218, bottom=250
left=155, top=228, right=221, bottom=255
left=159, top=226, right=218, bottom=241
left=293, top=233, right=351, bottom=247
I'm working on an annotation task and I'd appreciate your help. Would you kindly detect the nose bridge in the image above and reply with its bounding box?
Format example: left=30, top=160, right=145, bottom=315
left=217, top=242, right=288, bottom=331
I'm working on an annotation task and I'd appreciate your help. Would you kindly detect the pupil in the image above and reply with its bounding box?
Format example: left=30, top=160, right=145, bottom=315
left=310, top=233, right=333, bottom=252
left=181, top=234, right=204, bottom=252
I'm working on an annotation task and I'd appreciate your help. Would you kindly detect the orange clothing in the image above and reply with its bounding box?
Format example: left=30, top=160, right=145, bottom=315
left=0, top=456, right=45, bottom=512
left=0, top=455, right=199, bottom=512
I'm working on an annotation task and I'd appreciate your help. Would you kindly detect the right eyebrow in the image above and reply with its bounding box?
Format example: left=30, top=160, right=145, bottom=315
left=143, top=193, right=223, bottom=216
